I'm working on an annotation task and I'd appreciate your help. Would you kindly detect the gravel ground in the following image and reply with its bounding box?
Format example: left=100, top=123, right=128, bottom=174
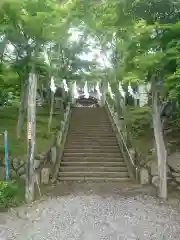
left=0, top=182, right=180, bottom=240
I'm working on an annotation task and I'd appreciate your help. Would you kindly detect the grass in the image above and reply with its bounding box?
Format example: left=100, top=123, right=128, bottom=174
left=0, top=105, right=61, bottom=159
left=0, top=179, right=25, bottom=211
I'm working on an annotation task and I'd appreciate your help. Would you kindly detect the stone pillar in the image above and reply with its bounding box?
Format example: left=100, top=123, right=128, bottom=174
left=100, top=81, right=108, bottom=106
left=50, top=146, right=57, bottom=165
left=55, top=98, right=61, bottom=109
left=140, top=168, right=149, bottom=185
left=41, top=168, right=50, bottom=184
left=99, top=94, right=105, bottom=107
left=68, top=82, right=75, bottom=104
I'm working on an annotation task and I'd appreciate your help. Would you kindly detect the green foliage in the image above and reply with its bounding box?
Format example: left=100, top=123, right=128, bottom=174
left=78, top=0, right=180, bottom=97
left=0, top=180, right=24, bottom=209
left=123, top=106, right=152, bottom=137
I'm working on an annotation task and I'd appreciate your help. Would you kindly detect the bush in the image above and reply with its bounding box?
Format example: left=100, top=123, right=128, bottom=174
left=123, top=106, right=152, bottom=137
left=0, top=180, right=24, bottom=209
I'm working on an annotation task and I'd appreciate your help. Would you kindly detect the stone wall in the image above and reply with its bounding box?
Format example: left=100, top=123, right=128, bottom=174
left=121, top=140, right=180, bottom=189
left=150, top=151, right=180, bottom=188
left=118, top=133, right=180, bottom=188
left=0, top=135, right=59, bottom=184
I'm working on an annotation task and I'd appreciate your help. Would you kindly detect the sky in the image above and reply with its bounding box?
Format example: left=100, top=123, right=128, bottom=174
left=69, top=28, right=111, bottom=68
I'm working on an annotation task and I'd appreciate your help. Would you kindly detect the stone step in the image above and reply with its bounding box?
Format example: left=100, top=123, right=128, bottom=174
left=70, top=122, right=111, bottom=125
left=70, top=121, right=111, bottom=125
left=58, top=176, right=130, bottom=181
left=70, top=124, right=112, bottom=127
left=71, top=113, right=108, bottom=116
left=61, top=161, right=126, bottom=167
left=68, top=131, right=114, bottom=135
left=69, top=124, right=111, bottom=128
left=65, top=144, right=119, bottom=149
left=72, top=114, right=108, bottom=116
left=72, top=107, right=105, bottom=109
left=71, top=114, right=108, bottom=116
left=69, top=125, right=111, bottom=128
left=62, top=156, right=124, bottom=164
left=71, top=115, right=109, bottom=117
left=65, top=141, right=119, bottom=146
left=70, top=117, right=109, bottom=120
left=66, top=140, right=118, bottom=144
left=69, top=129, right=114, bottom=133
left=69, top=129, right=112, bottom=132
left=68, top=133, right=115, bottom=137
left=71, top=111, right=107, bottom=113
left=60, top=166, right=128, bottom=172
left=63, top=148, right=120, bottom=153
left=67, top=137, right=116, bottom=140
left=64, top=144, right=119, bottom=149
left=72, top=108, right=105, bottom=110
left=72, top=111, right=107, bottom=114
left=66, top=136, right=117, bottom=141
left=72, top=112, right=107, bottom=115
left=64, top=145, right=119, bottom=150
left=58, top=171, right=129, bottom=178
left=63, top=152, right=121, bottom=158
left=68, top=131, right=115, bottom=138
left=71, top=122, right=110, bottom=124
left=71, top=113, right=108, bottom=115
left=62, top=156, right=123, bottom=161
left=66, top=139, right=116, bottom=143
left=66, top=139, right=117, bottom=143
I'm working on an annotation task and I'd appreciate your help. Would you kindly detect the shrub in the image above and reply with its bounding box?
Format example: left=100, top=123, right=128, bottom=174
left=0, top=180, right=24, bottom=209
left=123, top=106, right=152, bottom=137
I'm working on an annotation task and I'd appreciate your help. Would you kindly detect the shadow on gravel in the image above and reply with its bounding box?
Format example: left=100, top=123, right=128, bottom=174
left=40, top=181, right=155, bottom=197
left=38, top=181, right=180, bottom=208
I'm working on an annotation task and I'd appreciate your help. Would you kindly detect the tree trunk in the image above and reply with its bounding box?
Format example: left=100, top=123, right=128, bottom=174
left=16, top=80, right=28, bottom=139
left=115, top=89, right=122, bottom=118
left=25, top=73, right=37, bottom=203
left=48, top=92, right=54, bottom=133
left=152, top=87, right=167, bottom=199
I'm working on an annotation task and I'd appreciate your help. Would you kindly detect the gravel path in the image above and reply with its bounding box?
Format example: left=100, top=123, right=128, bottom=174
left=0, top=182, right=180, bottom=239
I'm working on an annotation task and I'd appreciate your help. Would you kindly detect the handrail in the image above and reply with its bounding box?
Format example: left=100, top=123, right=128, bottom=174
left=105, top=100, right=139, bottom=182
left=106, top=101, right=135, bottom=165
left=51, top=102, right=72, bottom=182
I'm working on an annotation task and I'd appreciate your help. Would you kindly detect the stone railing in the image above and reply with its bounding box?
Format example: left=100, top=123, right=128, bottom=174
left=105, top=100, right=139, bottom=182
left=50, top=102, right=72, bottom=183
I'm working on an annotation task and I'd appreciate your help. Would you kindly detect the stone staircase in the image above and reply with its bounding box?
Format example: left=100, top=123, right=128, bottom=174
left=58, top=107, right=130, bottom=181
